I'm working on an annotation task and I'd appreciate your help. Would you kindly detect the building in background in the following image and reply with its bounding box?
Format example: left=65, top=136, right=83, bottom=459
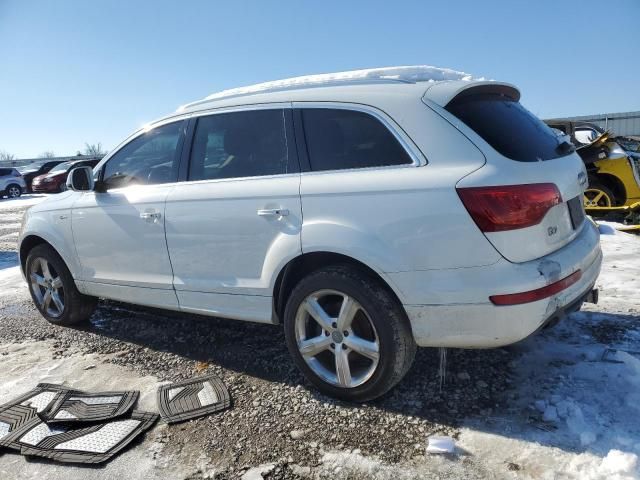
left=545, top=111, right=640, bottom=138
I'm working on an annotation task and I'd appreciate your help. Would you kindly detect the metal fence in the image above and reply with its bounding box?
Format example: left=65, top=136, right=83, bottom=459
left=545, top=111, right=640, bottom=138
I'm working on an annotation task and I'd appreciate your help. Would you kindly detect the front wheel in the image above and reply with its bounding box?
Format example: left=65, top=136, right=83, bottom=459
left=284, top=265, right=416, bottom=402
left=26, top=244, right=97, bottom=326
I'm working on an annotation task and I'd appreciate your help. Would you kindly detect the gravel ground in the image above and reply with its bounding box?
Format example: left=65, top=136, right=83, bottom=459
left=2, top=197, right=638, bottom=479
left=0, top=198, right=515, bottom=478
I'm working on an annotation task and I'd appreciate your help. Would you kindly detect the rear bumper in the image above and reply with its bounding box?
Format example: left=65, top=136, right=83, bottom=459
left=390, top=220, right=602, bottom=348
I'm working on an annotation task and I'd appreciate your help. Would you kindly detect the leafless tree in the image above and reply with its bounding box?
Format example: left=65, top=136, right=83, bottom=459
left=84, top=142, right=106, bottom=157
left=39, top=150, right=56, bottom=159
left=0, top=150, right=16, bottom=161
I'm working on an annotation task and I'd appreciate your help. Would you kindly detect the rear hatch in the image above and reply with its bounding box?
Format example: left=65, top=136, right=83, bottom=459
left=435, top=85, right=587, bottom=263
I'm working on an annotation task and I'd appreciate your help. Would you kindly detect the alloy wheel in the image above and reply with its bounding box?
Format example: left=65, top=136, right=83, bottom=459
left=583, top=188, right=612, bottom=208
left=294, top=289, right=380, bottom=388
left=7, top=186, right=20, bottom=198
left=29, top=257, right=65, bottom=318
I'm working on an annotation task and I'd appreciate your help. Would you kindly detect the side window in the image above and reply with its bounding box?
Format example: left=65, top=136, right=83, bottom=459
left=102, top=121, right=183, bottom=190
left=301, top=108, right=412, bottom=172
left=188, top=109, right=289, bottom=181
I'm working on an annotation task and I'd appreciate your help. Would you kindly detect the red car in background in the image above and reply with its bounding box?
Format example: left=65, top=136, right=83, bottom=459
left=31, top=159, right=100, bottom=193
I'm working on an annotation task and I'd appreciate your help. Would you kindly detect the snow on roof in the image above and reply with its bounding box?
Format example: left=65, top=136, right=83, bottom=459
left=178, top=65, right=478, bottom=111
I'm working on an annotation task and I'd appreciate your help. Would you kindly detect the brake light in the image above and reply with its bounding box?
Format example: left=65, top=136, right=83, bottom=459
left=457, top=183, right=561, bottom=232
left=489, top=270, right=582, bottom=305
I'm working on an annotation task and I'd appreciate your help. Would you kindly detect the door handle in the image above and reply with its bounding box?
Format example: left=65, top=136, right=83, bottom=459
left=257, top=208, right=290, bottom=217
left=140, top=212, right=162, bottom=222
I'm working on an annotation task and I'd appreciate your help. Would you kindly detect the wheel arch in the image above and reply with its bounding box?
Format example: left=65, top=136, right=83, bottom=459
left=19, top=234, right=77, bottom=280
left=19, top=235, right=52, bottom=275
left=272, top=251, right=406, bottom=322
left=590, top=173, right=627, bottom=206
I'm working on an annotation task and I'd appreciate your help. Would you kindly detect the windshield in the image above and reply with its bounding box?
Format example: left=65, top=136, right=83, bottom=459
left=49, top=161, right=72, bottom=173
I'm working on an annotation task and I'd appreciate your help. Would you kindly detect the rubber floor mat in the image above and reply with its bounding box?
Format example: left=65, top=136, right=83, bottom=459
left=0, top=383, right=77, bottom=449
left=9, top=411, right=158, bottom=464
left=157, top=374, right=230, bottom=423
left=39, top=390, right=139, bottom=424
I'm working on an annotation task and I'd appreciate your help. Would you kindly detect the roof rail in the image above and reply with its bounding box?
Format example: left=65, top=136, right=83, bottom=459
left=177, top=65, right=475, bottom=112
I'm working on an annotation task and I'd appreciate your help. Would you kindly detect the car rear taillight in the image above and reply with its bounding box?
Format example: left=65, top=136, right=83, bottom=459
left=489, top=270, right=582, bottom=305
left=456, top=183, right=561, bottom=232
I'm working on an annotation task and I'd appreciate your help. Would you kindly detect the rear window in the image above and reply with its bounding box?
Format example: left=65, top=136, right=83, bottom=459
left=446, top=94, right=563, bottom=162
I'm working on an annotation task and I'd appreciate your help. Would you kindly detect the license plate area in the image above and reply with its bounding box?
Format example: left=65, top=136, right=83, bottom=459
left=567, top=196, right=585, bottom=229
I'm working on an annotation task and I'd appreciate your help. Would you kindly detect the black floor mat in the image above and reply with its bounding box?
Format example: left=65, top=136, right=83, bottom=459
left=10, top=411, right=158, bottom=464
left=39, top=390, right=139, bottom=424
left=0, top=383, right=77, bottom=449
left=157, top=374, right=230, bottom=423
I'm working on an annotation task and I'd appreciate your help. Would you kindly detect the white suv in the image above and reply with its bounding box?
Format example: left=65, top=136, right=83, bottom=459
left=0, top=168, right=26, bottom=198
left=19, top=67, right=602, bottom=401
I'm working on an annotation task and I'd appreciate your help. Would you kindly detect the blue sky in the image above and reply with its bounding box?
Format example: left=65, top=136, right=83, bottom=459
left=1, top=0, right=638, bottom=158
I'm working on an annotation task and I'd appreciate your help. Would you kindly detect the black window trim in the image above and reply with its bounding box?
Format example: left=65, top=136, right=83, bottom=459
left=291, top=102, right=424, bottom=174
left=96, top=118, right=188, bottom=190
left=181, top=105, right=301, bottom=183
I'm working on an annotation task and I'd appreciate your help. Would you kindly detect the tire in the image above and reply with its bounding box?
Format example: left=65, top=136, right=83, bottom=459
left=26, top=244, right=97, bottom=326
left=284, top=265, right=416, bottom=402
left=584, top=182, right=615, bottom=208
left=6, top=184, right=22, bottom=199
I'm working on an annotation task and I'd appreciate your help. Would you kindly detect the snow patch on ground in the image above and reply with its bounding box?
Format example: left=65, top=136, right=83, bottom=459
left=457, top=225, right=640, bottom=479
left=0, top=194, right=49, bottom=211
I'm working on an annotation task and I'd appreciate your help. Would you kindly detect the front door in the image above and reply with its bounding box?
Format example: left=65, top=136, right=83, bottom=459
left=164, top=107, right=302, bottom=322
left=72, top=120, right=186, bottom=309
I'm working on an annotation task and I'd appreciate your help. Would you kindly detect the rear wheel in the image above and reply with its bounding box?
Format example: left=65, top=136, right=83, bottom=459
left=6, top=184, right=21, bottom=199
left=284, top=265, right=416, bottom=402
left=584, top=183, right=615, bottom=208
left=26, top=244, right=97, bottom=326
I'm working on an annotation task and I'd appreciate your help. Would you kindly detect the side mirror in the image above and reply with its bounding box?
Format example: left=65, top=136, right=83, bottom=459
left=66, top=166, right=95, bottom=192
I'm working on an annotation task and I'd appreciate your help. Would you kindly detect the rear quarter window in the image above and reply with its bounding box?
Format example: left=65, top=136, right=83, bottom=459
left=301, top=108, right=412, bottom=171
left=446, top=94, right=562, bottom=162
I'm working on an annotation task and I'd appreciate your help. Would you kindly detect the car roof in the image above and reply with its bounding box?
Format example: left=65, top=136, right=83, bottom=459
left=177, top=79, right=517, bottom=115
left=174, top=66, right=518, bottom=116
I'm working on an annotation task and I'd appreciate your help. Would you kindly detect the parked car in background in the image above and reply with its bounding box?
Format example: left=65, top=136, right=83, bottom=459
left=0, top=168, right=27, bottom=198
left=20, top=161, right=66, bottom=192
left=19, top=67, right=602, bottom=401
left=31, top=159, right=100, bottom=193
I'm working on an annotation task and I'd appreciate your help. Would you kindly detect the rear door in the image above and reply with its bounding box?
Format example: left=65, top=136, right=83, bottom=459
left=164, top=106, right=302, bottom=323
left=71, top=120, right=186, bottom=308
left=443, top=88, right=587, bottom=263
